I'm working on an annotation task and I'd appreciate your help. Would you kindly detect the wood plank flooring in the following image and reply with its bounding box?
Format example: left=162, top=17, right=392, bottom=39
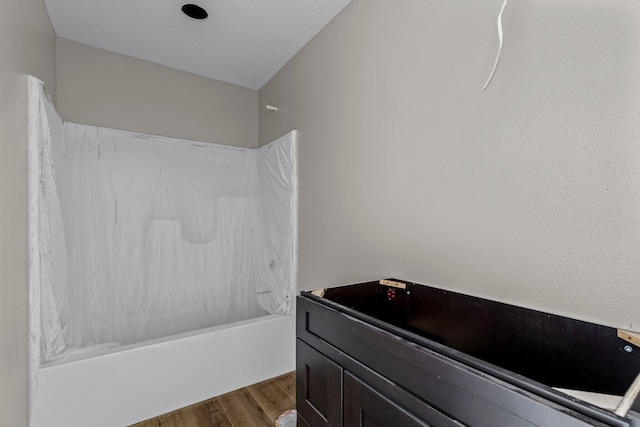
left=130, top=372, right=295, bottom=427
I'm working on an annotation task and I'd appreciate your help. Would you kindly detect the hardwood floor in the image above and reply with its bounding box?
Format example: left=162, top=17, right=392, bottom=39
left=131, top=372, right=296, bottom=427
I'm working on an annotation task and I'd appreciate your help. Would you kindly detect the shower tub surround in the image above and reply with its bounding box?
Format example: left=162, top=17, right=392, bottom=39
left=27, top=76, right=297, bottom=426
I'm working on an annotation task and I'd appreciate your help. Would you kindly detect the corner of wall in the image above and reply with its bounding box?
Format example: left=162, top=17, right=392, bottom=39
left=0, top=0, right=57, bottom=425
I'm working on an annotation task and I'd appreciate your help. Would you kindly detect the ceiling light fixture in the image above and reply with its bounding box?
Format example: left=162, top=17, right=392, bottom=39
left=181, top=4, right=208, bottom=20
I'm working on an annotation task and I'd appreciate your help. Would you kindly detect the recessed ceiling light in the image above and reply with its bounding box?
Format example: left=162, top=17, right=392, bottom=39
left=181, top=4, right=208, bottom=20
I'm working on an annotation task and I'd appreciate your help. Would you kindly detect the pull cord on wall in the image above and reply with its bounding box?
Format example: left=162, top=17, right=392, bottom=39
left=483, top=0, right=509, bottom=91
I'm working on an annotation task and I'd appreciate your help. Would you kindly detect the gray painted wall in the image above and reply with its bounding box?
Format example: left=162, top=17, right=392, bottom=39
left=260, top=0, right=640, bottom=328
left=57, top=38, right=259, bottom=148
left=0, top=0, right=56, bottom=425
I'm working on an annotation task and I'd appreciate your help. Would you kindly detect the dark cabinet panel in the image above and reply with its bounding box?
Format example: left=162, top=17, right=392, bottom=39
left=296, top=279, right=640, bottom=427
left=344, top=372, right=429, bottom=427
left=299, top=297, right=609, bottom=427
left=296, top=339, right=342, bottom=427
left=297, top=413, right=312, bottom=427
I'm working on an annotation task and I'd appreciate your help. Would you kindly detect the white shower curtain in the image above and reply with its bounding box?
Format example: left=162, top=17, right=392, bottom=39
left=28, top=77, right=297, bottom=365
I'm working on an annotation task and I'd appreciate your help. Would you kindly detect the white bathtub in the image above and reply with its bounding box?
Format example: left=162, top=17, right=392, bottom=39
left=30, top=314, right=295, bottom=427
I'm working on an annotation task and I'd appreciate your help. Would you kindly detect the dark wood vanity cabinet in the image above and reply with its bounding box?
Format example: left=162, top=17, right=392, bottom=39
left=296, top=279, right=640, bottom=427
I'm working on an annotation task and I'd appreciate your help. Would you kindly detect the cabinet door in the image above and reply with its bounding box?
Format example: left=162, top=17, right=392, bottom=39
left=297, top=413, right=312, bottom=427
left=297, top=339, right=342, bottom=426
left=344, top=372, right=430, bottom=427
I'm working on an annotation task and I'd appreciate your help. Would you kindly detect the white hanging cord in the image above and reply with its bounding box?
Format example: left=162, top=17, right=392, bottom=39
left=483, top=0, right=510, bottom=91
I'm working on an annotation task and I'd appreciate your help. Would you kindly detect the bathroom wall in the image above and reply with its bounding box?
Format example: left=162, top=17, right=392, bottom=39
left=0, top=0, right=56, bottom=424
left=57, top=38, right=259, bottom=148
left=260, top=0, right=640, bottom=328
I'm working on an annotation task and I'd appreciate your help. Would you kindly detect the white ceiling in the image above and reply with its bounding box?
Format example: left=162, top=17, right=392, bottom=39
left=44, top=0, right=351, bottom=90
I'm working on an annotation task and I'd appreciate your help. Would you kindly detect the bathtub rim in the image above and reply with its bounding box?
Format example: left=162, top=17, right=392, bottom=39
left=31, top=310, right=296, bottom=427
left=40, top=313, right=293, bottom=369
